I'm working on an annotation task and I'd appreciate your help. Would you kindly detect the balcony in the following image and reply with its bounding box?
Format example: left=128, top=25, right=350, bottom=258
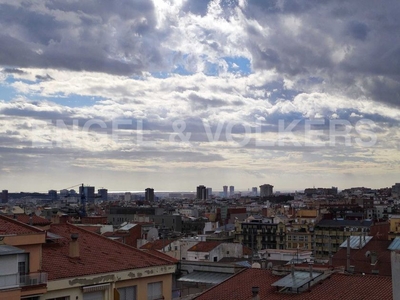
left=0, top=272, right=47, bottom=290
left=20, top=272, right=48, bottom=287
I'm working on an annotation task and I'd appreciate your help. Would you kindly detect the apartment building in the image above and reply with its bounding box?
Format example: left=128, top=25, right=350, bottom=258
left=0, top=215, right=177, bottom=300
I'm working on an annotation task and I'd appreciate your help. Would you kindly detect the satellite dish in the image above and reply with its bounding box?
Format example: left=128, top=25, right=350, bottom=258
left=365, top=250, right=371, bottom=258
left=147, top=228, right=159, bottom=241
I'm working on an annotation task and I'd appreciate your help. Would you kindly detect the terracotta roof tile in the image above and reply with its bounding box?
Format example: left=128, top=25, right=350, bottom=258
left=187, top=241, right=221, bottom=252
left=42, top=223, right=174, bottom=280
left=194, top=268, right=392, bottom=300
left=140, top=239, right=175, bottom=250
left=14, top=214, right=51, bottom=226
left=0, top=214, right=44, bottom=235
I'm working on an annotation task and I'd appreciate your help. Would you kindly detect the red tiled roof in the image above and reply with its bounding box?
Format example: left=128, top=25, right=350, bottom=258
left=194, top=268, right=393, bottom=300
left=331, top=238, right=392, bottom=276
left=77, top=225, right=101, bottom=234
left=187, top=241, right=221, bottom=252
left=42, top=224, right=174, bottom=280
left=14, top=214, right=51, bottom=226
left=0, top=214, right=44, bottom=235
left=140, top=239, right=175, bottom=250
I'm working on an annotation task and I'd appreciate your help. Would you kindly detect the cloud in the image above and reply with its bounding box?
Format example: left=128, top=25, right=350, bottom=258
left=1, top=0, right=400, bottom=191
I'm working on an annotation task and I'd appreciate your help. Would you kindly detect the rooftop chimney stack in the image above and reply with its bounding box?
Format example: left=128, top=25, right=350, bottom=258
left=251, top=286, right=260, bottom=300
left=69, top=233, right=80, bottom=258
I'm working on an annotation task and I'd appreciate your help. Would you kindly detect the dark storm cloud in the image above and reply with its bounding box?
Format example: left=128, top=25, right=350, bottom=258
left=0, top=1, right=163, bottom=75
left=35, top=74, right=54, bottom=81
left=2, top=68, right=26, bottom=74
left=345, top=21, right=370, bottom=41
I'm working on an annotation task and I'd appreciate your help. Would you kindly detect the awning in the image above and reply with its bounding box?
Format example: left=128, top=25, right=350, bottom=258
left=178, top=271, right=233, bottom=285
left=82, top=283, right=110, bottom=293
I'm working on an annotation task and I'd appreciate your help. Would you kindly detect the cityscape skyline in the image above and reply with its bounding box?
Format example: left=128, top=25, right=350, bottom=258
left=1, top=1, right=400, bottom=192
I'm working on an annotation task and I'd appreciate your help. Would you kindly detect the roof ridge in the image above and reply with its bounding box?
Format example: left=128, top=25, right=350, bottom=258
left=0, top=214, right=45, bottom=233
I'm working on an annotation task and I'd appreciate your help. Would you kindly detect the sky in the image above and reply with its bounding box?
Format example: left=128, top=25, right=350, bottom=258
left=1, top=0, right=400, bottom=193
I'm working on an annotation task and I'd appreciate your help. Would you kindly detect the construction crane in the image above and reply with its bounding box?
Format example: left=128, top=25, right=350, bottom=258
left=61, top=183, right=88, bottom=218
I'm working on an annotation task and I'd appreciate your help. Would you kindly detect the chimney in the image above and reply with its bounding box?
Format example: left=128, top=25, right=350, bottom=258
left=29, top=214, right=33, bottom=226
left=69, top=233, right=80, bottom=258
left=251, top=286, right=260, bottom=300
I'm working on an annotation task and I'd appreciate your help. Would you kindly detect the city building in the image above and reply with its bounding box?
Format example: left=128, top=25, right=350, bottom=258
left=392, top=183, right=400, bottom=197
left=0, top=215, right=48, bottom=300
left=206, top=187, right=212, bottom=199
left=79, top=185, right=95, bottom=203
left=145, top=188, right=155, bottom=202
left=223, top=186, right=228, bottom=198
left=389, top=215, right=400, bottom=240
left=252, top=187, right=257, bottom=196
left=152, top=214, right=183, bottom=233
left=229, top=186, right=234, bottom=197
left=1, top=189, right=8, bottom=203
left=108, top=207, right=164, bottom=226
left=260, top=184, right=274, bottom=197
left=41, top=223, right=177, bottom=300
left=186, top=241, right=243, bottom=262
left=103, top=223, right=143, bottom=248
left=235, top=218, right=286, bottom=250
left=48, top=190, right=57, bottom=201
left=196, top=185, right=207, bottom=200
left=314, top=219, right=373, bottom=257
left=98, top=188, right=108, bottom=201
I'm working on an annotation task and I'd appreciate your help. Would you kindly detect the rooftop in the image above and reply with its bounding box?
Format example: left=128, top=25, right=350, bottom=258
left=42, top=223, right=174, bottom=280
left=187, top=241, right=222, bottom=252
left=0, top=214, right=44, bottom=235
left=140, top=239, right=176, bottom=250
left=13, top=214, right=52, bottom=226
left=194, top=268, right=392, bottom=300
left=316, top=219, right=373, bottom=227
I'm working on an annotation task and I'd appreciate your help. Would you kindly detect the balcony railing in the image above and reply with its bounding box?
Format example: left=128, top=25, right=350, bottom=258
left=19, top=272, right=48, bottom=287
left=0, top=272, right=47, bottom=290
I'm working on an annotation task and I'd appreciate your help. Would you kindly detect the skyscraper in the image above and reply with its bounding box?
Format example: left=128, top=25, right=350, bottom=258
left=229, top=186, right=234, bottom=196
left=145, top=188, right=155, bottom=202
left=252, top=187, right=258, bottom=196
left=206, top=187, right=212, bottom=199
left=79, top=185, right=95, bottom=203
left=196, top=185, right=207, bottom=200
left=1, top=190, right=8, bottom=203
left=98, top=188, right=108, bottom=201
left=260, top=184, right=274, bottom=197
left=223, top=186, right=228, bottom=198
left=48, top=190, right=58, bottom=201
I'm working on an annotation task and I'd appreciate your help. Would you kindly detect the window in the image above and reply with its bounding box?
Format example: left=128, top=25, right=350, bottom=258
left=118, top=286, right=137, bottom=300
left=147, top=282, right=163, bottom=300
